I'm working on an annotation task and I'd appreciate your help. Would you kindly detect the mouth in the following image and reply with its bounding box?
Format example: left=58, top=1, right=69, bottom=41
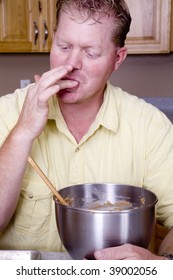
left=62, top=76, right=80, bottom=91
left=65, top=85, right=79, bottom=92
left=62, top=76, right=78, bottom=82
left=58, top=80, right=79, bottom=96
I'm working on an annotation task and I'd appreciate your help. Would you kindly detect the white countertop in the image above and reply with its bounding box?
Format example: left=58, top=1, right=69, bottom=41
left=42, top=251, right=72, bottom=260
left=0, top=250, right=72, bottom=260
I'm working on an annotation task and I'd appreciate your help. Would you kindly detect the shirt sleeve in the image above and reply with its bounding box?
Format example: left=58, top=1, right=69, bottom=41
left=0, top=87, right=27, bottom=146
left=143, top=113, right=173, bottom=229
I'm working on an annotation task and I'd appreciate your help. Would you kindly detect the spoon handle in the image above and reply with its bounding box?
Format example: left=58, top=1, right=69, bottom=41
left=28, top=156, right=68, bottom=205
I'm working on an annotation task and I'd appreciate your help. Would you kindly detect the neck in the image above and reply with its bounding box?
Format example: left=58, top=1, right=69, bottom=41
left=58, top=96, right=104, bottom=143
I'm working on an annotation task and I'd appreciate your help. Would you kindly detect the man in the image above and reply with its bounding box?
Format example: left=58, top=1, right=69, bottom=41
left=0, top=0, right=173, bottom=259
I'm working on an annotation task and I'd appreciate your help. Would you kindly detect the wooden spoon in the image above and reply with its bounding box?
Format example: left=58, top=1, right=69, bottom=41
left=28, top=156, right=68, bottom=206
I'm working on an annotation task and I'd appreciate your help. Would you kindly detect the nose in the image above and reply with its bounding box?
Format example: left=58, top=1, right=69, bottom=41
left=67, top=50, right=82, bottom=70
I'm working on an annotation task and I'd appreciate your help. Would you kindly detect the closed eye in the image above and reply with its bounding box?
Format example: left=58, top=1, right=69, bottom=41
left=57, top=43, right=71, bottom=51
left=84, top=49, right=100, bottom=59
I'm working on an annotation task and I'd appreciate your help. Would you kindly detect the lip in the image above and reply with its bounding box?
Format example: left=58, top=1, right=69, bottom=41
left=67, top=82, right=79, bottom=91
left=62, top=76, right=80, bottom=90
left=58, top=79, right=79, bottom=94
left=62, top=74, right=82, bottom=83
left=62, top=75, right=76, bottom=80
left=69, top=75, right=79, bottom=84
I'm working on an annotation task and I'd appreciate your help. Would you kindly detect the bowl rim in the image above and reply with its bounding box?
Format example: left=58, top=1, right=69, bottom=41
left=54, top=183, right=158, bottom=213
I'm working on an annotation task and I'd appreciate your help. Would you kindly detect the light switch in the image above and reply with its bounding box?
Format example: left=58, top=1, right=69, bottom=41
left=20, top=79, right=30, bottom=88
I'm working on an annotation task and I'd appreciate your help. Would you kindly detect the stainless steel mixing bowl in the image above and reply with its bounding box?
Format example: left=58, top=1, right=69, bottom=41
left=54, top=183, right=158, bottom=259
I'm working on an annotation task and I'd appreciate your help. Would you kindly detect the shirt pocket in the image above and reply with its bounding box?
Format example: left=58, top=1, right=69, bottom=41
left=13, top=178, right=53, bottom=236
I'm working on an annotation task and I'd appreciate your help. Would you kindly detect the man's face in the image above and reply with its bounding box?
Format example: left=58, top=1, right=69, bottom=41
left=50, top=8, right=120, bottom=104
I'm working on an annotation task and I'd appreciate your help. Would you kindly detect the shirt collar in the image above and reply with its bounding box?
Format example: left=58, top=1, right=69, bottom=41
left=48, top=95, right=69, bottom=133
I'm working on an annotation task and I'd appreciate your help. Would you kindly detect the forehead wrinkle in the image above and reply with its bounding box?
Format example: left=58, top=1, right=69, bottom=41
left=56, top=7, right=115, bottom=52
left=61, top=5, right=111, bottom=25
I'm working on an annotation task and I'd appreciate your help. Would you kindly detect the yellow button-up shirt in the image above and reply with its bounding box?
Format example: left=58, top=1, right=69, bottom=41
left=0, top=82, right=173, bottom=251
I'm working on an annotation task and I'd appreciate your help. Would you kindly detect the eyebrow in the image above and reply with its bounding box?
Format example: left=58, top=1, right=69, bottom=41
left=56, top=37, right=103, bottom=50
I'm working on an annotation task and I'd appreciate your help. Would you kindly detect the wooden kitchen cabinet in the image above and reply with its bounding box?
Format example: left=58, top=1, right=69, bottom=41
left=31, top=0, right=56, bottom=52
left=0, top=0, right=56, bottom=53
left=126, top=0, right=172, bottom=54
left=0, top=0, right=172, bottom=53
left=171, top=0, right=173, bottom=51
left=0, top=0, right=32, bottom=52
left=150, top=221, right=169, bottom=254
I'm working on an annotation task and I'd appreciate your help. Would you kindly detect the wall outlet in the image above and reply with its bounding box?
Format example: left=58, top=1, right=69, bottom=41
left=20, top=79, right=30, bottom=88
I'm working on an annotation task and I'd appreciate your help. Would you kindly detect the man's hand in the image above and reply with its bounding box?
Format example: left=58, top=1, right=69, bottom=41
left=17, top=65, right=77, bottom=140
left=94, top=243, right=165, bottom=260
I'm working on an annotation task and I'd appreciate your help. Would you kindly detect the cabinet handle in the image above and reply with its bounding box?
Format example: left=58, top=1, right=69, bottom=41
left=38, top=0, right=42, bottom=13
left=43, top=20, right=49, bottom=46
left=34, top=21, right=39, bottom=45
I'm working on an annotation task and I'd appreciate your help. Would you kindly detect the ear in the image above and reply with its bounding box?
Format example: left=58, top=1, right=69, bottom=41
left=114, top=47, right=128, bottom=71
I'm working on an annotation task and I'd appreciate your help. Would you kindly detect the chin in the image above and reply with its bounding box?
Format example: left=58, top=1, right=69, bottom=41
left=57, top=91, right=78, bottom=103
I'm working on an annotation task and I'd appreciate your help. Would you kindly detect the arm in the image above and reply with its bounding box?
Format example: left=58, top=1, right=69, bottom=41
left=0, top=65, right=77, bottom=230
left=158, top=227, right=173, bottom=256
left=0, top=125, right=33, bottom=230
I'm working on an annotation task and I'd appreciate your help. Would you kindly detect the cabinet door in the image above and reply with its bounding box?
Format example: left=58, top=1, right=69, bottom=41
left=0, top=0, right=32, bottom=52
left=126, top=0, right=172, bottom=53
left=31, top=0, right=56, bottom=52
left=171, top=0, right=173, bottom=51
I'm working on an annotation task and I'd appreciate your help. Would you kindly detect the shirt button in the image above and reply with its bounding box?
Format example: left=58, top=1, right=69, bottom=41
left=75, top=147, right=80, bottom=152
left=28, top=193, right=33, bottom=199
